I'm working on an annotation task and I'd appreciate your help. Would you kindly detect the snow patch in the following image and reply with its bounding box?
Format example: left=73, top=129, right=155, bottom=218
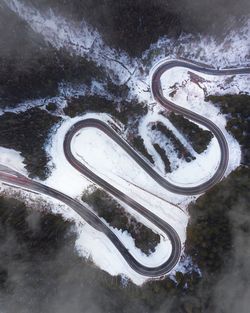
left=0, top=147, right=27, bottom=175
left=1, top=0, right=249, bottom=285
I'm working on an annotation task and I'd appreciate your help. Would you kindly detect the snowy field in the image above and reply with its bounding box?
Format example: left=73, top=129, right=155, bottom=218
left=0, top=0, right=249, bottom=285
left=158, top=65, right=249, bottom=179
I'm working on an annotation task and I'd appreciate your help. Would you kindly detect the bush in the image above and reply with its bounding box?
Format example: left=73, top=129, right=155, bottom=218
left=82, top=187, right=160, bottom=255
left=64, top=95, right=147, bottom=127
left=131, top=136, right=154, bottom=164
left=206, top=94, right=250, bottom=165
left=153, top=143, right=171, bottom=173
left=168, top=112, right=213, bottom=154
left=152, top=122, right=195, bottom=162
left=0, top=108, right=61, bottom=179
left=186, top=167, right=249, bottom=274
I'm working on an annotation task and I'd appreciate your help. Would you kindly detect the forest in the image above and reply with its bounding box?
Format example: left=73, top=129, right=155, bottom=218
left=0, top=165, right=249, bottom=313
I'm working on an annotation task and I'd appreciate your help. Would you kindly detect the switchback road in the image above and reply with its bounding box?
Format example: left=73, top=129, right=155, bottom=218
left=0, top=59, right=249, bottom=278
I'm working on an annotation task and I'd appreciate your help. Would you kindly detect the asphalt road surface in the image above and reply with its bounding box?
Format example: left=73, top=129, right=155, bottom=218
left=0, top=59, right=249, bottom=278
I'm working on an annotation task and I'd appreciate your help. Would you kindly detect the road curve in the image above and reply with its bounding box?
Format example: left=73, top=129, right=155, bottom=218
left=0, top=59, right=249, bottom=278
left=0, top=166, right=181, bottom=277
left=151, top=59, right=250, bottom=194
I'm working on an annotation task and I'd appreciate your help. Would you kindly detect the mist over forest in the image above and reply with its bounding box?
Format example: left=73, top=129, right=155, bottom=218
left=0, top=1, right=249, bottom=313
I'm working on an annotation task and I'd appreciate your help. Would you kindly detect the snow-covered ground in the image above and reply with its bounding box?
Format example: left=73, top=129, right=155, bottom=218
left=45, top=113, right=187, bottom=279
left=147, top=66, right=249, bottom=185
left=0, top=0, right=249, bottom=285
left=2, top=0, right=136, bottom=84
left=0, top=147, right=27, bottom=175
left=3, top=0, right=249, bottom=107
left=138, top=108, right=222, bottom=186
left=158, top=65, right=249, bottom=179
left=133, top=20, right=250, bottom=103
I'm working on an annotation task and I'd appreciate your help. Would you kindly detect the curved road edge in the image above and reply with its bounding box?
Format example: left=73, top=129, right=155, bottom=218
left=0, top=165, right=181, bottom=277
left=0, top=59, right=249, bottom=278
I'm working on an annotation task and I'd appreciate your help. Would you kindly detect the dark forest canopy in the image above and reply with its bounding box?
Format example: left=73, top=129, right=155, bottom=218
left=0, top=166, right=249, bottom=313
left=4, top=0, right=250, bottom=56
left=0, top=0, right=249, bottom=107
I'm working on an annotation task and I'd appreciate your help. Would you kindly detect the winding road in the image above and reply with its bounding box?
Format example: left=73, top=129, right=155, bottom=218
left=0, top=59, right=249, bottom=278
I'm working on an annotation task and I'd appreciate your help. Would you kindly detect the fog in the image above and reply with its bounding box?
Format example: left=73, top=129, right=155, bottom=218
left=210, top=196, right=250, bottom=313
left=0, top=188, right=249, bottom=313
left=1, top=0, right=250, bottom=57
left=0, top=1, right=249, bottom=312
